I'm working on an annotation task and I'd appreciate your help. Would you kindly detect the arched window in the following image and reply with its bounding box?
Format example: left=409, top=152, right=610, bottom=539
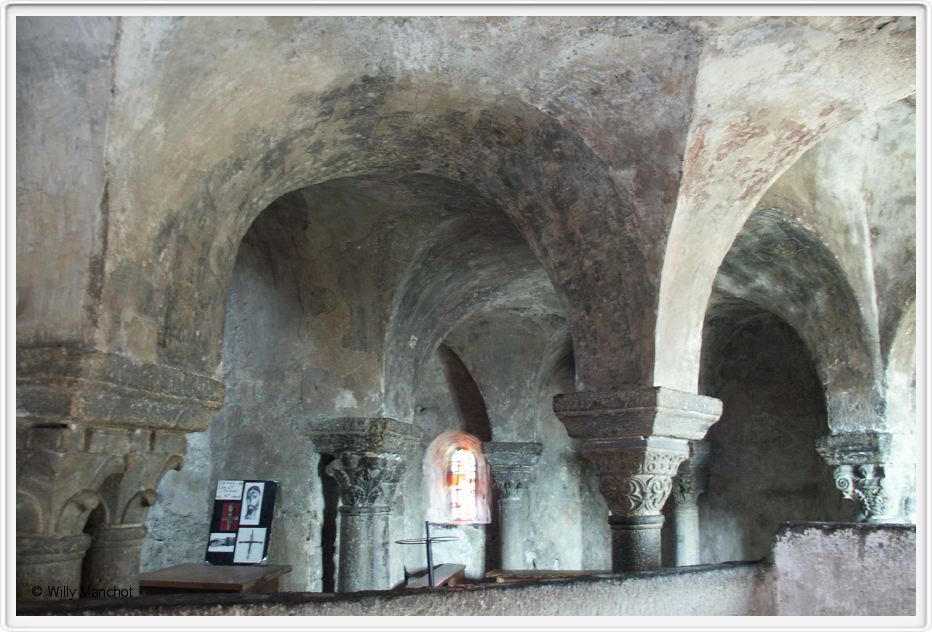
left=425, top=432, right=490, bottom=524
left=448, top=448, right=478, bottom=522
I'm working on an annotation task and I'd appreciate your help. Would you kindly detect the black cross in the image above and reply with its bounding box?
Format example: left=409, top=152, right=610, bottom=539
left=240, top=529, right=263, bottom=558
left=395, top=522, right=462, bottom=588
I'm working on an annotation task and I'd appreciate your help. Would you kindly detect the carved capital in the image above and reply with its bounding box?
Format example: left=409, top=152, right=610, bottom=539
left=832, top=464, right=892, bottom=522
left=671, top=440, right=713, bottom=506
left=580, top=437, right=689, bottom=517
left=325, top=453, right=406, bottom=510
left=816, top=433, right=894, bottom=521
left=485, top=442, right=542, bottom=500
left=17, top=424, right=187, bottom=536
left=309, top=417, right=422, bottom=456
left=97, top=431, right=186, bottom=528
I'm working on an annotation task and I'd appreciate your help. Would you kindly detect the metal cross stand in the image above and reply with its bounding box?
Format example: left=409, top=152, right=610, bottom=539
left=395, top=521, right=463, bottom=588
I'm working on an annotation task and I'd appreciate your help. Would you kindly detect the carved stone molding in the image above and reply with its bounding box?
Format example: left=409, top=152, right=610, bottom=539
left=17, top=346, right=225, bottom=432
left=554, top=388, right=723, bottom=522
left=485, top=441, right=542, bottom=500
left=309, top=417, right=422, bottom=457
left=325, top=453, right=407, bottom=510
left=815, top=432, right=892, bottom=466
left=832, top=464, right=892, bottom=521
left=579, top=437, right=690, bottom=517
left=553, top=386, right=723, bottom=442
left=310, top=417, right=421, bottom=511
left=816, top=432, right=894, bottom=521
left=17, top=424, right=187, bottom=536
left=671, top=440, right=713, bottom=507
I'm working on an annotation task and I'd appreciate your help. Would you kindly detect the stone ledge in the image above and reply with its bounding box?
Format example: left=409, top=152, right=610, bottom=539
left=553, top=387, right=722, bottom=441
left=17, top=346, right=225, bottom=432
left=815, top=432, right=892, bottom=465
left=483, top=441, right=542, bottom=467
left=17, top=560, right=764, bottom=616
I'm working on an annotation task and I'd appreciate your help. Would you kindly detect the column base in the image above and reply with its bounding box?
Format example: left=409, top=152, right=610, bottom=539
left=609, top=515, right=664, bottom=572
left=17, top=533, right=90, bottom=601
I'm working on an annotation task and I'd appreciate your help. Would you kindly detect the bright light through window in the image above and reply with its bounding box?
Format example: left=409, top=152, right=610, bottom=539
left=449, top=448, right=477, bottom=522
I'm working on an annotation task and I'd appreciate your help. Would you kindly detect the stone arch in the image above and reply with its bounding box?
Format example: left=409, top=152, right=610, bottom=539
left=98, top=76, right=647, bottom=397
left=435, top=344, right=492, bottom=443
left=533, top=331, right=574, bottom=408
left=708, top=208, right=882, bottom=432
left=696, top=296, right=855, bottom=561
left=654, top=15, right=915, bottom=394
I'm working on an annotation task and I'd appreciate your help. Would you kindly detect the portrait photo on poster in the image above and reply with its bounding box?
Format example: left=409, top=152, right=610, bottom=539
left=233, top=527, right=267, bottom=563
left=207, top=532, right=236, bottom=552
left=240, top=482, right=264, bottom=525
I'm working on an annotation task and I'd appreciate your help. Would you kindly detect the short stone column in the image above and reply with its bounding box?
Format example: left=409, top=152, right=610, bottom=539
left=484, top=442, right=542, bottom=570
left=310, top=418, right=421, bottom=592
left=16, top=533, right=91, bottom=601
left=670, top=440, right=712, bottom=566
left=554, top=387, right=722, bottom=572
left=83, top=525, right=149, bottom=594
left=16, top=424, right=125, bottom=600
left=816, top=432, right=896, bottom=523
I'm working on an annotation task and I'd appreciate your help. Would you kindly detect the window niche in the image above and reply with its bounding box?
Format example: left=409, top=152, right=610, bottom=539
left=424, top=432, right=491, bottom=525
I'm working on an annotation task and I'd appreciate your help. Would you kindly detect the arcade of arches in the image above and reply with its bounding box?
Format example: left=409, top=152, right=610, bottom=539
left=15, top=15, right=918, bottom=615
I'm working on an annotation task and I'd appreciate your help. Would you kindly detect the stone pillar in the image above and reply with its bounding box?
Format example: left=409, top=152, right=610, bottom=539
left=554, top=387, right=722, bottom=572
left=484, top=442, right=542, bottom=570
left=83, top=526, right=148, bottom=593
left=816, top=432, right=896, bottom=523
left=310, top=418, right=422, bottom=592
left=670, top=440, right=712, bottom=566
left=16, top=346, right=224, bottom=601
left=16, top=533, right=91, bottom=601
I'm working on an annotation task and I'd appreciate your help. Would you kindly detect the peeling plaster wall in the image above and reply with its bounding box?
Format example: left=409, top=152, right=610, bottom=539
left=16, top=17, right=116, bottom=346
left=531, top=358, right=611, bottom=571
left=771, top=523, right=916, bottom=615
left=759, top=98, right=916, bottom=357
left=654, top=17, right=914, bottom=392
left=694, top=306, right=856, bottom=563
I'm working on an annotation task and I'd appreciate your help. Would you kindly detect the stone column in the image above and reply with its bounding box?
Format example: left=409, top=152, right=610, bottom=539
left=816, top=432, right=896, bottom=523
left=16, top=533, right=91, bottom=601
left=554, top=387, right=722, bottom=572
left=310, top=418, right=422, bottom=592
left=670, top=440, right=712, bottom=566
left=484, top=442, right=542, bottom=570
left=83, top=526, right=149, bottom=593
left=16, top=346, right=224, bottom=601
left=83, top=431, right=186, bottom=593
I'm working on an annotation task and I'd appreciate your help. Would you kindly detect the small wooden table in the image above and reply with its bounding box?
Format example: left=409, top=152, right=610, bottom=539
left=140, top=563, right=292, bottom=594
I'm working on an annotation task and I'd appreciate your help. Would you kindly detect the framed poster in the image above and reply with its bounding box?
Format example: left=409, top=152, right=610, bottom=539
left=205, top=479, right=278, bottom=565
